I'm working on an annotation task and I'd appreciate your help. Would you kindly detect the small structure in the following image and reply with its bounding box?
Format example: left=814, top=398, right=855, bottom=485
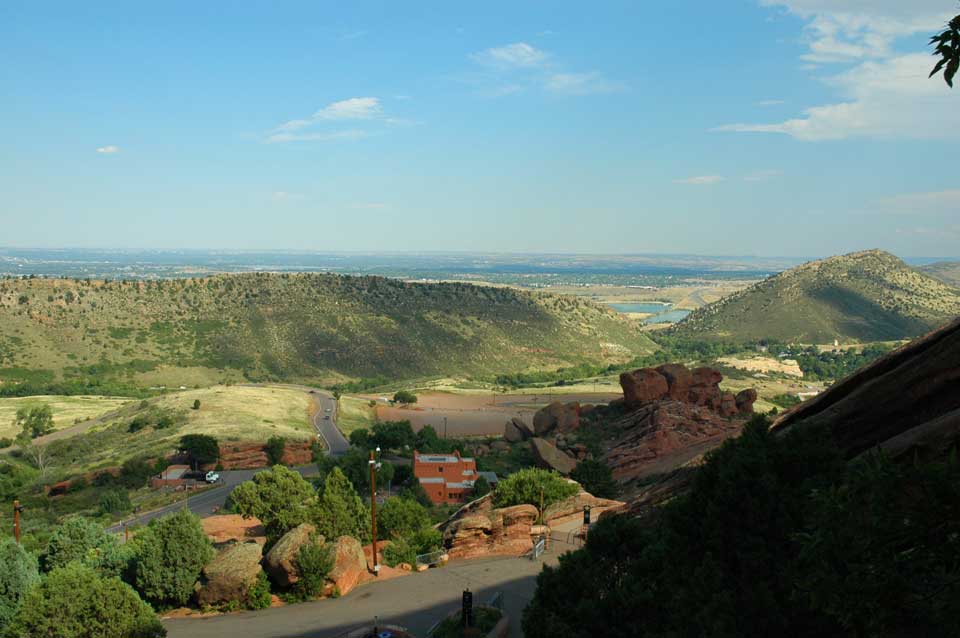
left=413, top=450, right=480, bottom=505
left=150, top=464, right=196, bottom=489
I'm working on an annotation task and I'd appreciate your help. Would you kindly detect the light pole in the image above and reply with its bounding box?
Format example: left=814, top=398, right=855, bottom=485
left=369, top=446, right=382, bottom=576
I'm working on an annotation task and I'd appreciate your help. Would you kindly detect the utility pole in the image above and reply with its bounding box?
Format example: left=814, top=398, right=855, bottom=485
left=443, top=417, right=447, bottom=440
left=369, top=448, right=381, bottom=576
left=13, top=499, right=23, bottom=544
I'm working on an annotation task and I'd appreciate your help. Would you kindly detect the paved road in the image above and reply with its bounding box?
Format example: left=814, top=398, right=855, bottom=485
left=308, top=389, right=350, bottom=456
left=163, top=519, right=587, bottom=638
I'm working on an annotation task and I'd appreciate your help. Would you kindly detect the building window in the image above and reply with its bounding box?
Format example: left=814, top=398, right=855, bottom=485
left=438, top=467, right=443, bottom=472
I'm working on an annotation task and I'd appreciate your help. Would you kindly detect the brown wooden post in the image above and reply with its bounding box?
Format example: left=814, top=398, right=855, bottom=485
left=369, top=450, right=379, bottom=575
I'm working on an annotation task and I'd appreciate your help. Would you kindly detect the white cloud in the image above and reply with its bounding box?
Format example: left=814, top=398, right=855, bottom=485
left=268, top=97, right=385, bottom=143
left=760, top=1, right=953, bottom=63
left=96, top=145, right=120, bottom=154
left=472, top=43, right=547, bottom=68
left=879, top=189, right=960, bottom=215
left=674, top=175, right=724, bottom=185
left=266, top=129, right=370, bottom=144
left=715, top=53, right=960, bottom=140
left=544, top=72, right=622, bottom=95
left=744, top=169, right=783, bottom=181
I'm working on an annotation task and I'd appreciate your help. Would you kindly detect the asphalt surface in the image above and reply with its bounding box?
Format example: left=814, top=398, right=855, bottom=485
left=107, top=387, right=346, bottom=533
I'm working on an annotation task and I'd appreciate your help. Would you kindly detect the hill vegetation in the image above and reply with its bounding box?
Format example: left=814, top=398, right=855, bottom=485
left=920, top=261, right=960, bottom=288
left=669, top=250, right=960, bottom=343
left=0, top=273, right=655, bottom=389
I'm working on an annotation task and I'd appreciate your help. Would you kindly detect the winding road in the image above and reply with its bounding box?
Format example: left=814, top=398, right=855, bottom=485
left=107, top=387, right=347, bottom=533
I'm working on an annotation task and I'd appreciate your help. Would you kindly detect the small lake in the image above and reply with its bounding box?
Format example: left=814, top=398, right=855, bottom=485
left=608, top=302, right=690, bottom=324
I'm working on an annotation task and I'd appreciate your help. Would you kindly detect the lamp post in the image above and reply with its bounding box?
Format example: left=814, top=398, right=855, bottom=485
left=369, top=446, right=382, bottom=575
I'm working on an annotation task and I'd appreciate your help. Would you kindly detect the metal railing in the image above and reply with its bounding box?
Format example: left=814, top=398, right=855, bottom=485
left=416, top=549, right=445, bottom=567
left=530, top=535, right=546, bottom=560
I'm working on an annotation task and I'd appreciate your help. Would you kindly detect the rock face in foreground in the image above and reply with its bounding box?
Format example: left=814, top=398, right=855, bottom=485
left=772, top=316, right=960, bottom=461
left=264, top=523, right=322, bottom=588
left=195, top=542, right=264, bottom=607
left=325, top=536, right=367, bottom=597
left=530, top=437, right=577, bottom=475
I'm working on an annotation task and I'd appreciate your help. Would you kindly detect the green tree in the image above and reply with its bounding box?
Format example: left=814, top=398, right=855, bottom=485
left=0, top=538, right=40, bottom=633
left=120, top=456, right=154, bottom=489
left=415, top=424, right=442, bottom=452
left=264, top=436, right=286, bottom=466
left=471, top=475, right=492, bottom=498
left=349, top=428, right=370, bottom=448
left=229, top=465, right=316, bottom=541
left=14, top=404, right=54, bottom=438
left=930, top=13, right=960, bottom=87
left=40, top=516, right=127, bottom=577
left=493, top=467, right=579, bottom=510
left=191, top=399, right=201, bottom=410
left=99, top=488, right=132, bottom=516
left=398, top=479, right=433, bottom=508
left=312, top=467, right=371, bottom=542
left=370, top=420, right=416, bottom=450
left=570, top=459, right=619, bottom=499
left=392, top=390, right=417, bottom=405
left=378, top=497, right=430, bottom=539
left=178, top=434, right=219, bottom=466
left=294, top=541, right=335, bottom=599
left=5, top=563, right=166, bottom=638
left=130, top=509, right=215, bottom=608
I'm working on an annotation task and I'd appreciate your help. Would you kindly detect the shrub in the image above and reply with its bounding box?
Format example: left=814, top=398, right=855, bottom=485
left=312, top=467, right=371, bottom=542
left=370, top=420, right=416, bottom=450
left=471, top=475, right=492, bottom=498
left=383, top=536, right=417, bottom=567
left=178, top=434, right=219, bottom=465
left=294, top=541, right=334, bottom=599
left=230, top=465, right=316, bottom=542
left=0, top=539, right=40, bottom=633
left=246, top=572, right=272, bottom=610
left=40, top=516, right=126, bottom=577
left=120, top=457, right=154, bottom=489
left=99, top=488, right=132, bottom=516
left=392, top=390, right=417, bottom=405
left=264, top=436, right=286, bottom=466
left=569, top=459, right=619, bottom=499
left=131, top=509, right=215, bottom=608
left=192, top=399, right=201, bottom=410
left=349, top=428, right=370, bottom=448
left=0, top=437, right=14, bottom=448
left=378, top=497, right=430, bottom=539
left=493, top=467, right=579, bottom=510
left=5, top=562, right=166, bottom=638
left=14, top=404, right=54, bottom=438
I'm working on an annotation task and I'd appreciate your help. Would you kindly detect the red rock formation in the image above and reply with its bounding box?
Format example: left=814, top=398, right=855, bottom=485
left=325, top=536, right=367, bottom=597
left=619, top=368, right=669, bottom=405
left=530, top=437, right=577, bottom=475
left=735, top=388, right=757, bottom=414
left=208, top=441, right=314, bottom=470
left=533, top=402, right=581, bottom=435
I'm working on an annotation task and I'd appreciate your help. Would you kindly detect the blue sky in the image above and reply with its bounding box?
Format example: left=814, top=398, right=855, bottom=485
left=1, top=1, right=957, bottom=258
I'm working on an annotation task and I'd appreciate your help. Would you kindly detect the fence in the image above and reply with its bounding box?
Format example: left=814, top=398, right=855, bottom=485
left=416, top=549, right=445, bottom=567
left=530, top=535, right=546, bottom=560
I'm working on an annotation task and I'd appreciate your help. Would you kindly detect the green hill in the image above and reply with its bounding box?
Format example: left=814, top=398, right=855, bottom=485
left=0, top=273, right=655, bottom=388
left=920, top=261, right=960, bottom=288
left=668, top=250, right=960, bottom=343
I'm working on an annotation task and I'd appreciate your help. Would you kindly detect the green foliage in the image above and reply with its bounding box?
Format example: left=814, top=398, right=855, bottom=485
left=40, top=516, right=127, bottom=577
left=493, top=467, right=579, bottom=510
left=331, top=446, right=394, bottom=491
left=414, top=424, right=441, bottom=452
left=312, top=466, right=371, bottom=542
left=0, top=538, right=40, bottom=633
left=264, top=436, right=286, bottom=466
left=120, top=457, right=154, bottom=489
left=348, top=428, right=370, bottom=448
left=471, top=474, right=492, bottom=498
left=294, top=541, right=334, bottom=599
left=5, top=562, right=166, bottom=638
left=398, top=479, right=433, bottom=508
left=432, top=607, right=502, bottom=638
left=191, top=399, right=201, bottom=410
left=382, top=536, right=417, bottom=567
left=246, top=572, right=272, bottom=610
left=14, top=404, right=54, bottom=438
left=929, top=14, right=960, bottom=87
left=392, top=390, right=417, bottom=405
left=522, top=416, right=960, bottom=638
left=569, top=459, right=618, bottom=499
left=99, top=488, right=131, bottom=516
left=178, top=434, right=219, bottom=465
left=229, top=465, right=316, bottom=542
left=370, top=420, right=416, bottom=450
left=130, top=509, right=215, bottom=608
left=378, top=497, right=430, bottom=539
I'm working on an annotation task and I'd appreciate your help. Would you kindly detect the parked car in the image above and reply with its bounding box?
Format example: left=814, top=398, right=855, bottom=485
left=323, top=415, right=330, bottom=420
left=204, top=471, right=220, bottom=484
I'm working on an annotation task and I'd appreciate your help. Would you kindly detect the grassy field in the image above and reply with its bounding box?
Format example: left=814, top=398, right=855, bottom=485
left=0, top=395, right=132, bottom=439
left=336, top=395, right=377, bottom=435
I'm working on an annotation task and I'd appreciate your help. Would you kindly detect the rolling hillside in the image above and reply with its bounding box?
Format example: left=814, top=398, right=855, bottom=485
left=669, top=250, right=960, bottom=343
left=920, top=261, right=960, bottom=288
left=0, top=273, right=655, bottom=387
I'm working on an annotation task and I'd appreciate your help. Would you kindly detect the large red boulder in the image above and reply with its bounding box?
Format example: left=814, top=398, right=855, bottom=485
left=532, top=402, right=581, bottom=436
left=324, top=536, right=367, bottom=597
left=530, top=437, right=577, bottom=475
left=264, top=523, right=322, bottom=588
left=619, top=369, right=669, bottom=406
left=655, top=364, right=693, bottom=401
left=735, top=388, right=758, bottom=414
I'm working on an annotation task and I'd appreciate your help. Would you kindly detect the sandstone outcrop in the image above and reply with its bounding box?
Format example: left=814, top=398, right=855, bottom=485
left=325, top=536, right=367, bottom=597
left=542, top=490, right=625, bottom=524
left=504, top=417, right=534, bottom=442
left=735, top=388, right=757, bottom=414
left=619, top=364, right=734, bottom=410
left=530, top=437, right=577, bottom=475
left=533, top=402, right=580, bottom=436
left=264, top=523, right=322, bottom=588
left=205, top=441, right=313, bottom=470
left=441, top=498, right=538, bottom=560
left=194, top=542, right=263, bottom=607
